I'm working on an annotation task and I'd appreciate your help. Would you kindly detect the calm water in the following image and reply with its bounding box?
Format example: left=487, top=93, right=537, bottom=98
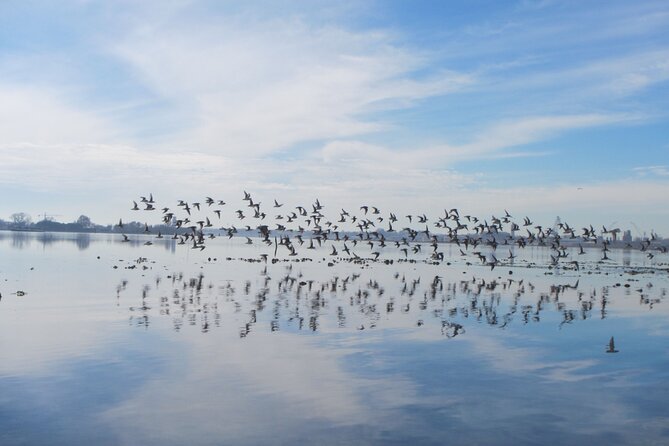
left=1, top=231, right=668, bottom=445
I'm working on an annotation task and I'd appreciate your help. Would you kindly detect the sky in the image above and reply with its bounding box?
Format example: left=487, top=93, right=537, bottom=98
left=0, top=0, right=668, bottom=235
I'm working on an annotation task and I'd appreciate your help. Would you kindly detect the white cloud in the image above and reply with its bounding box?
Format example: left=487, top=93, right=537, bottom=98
left=442, top=113, right=630, bottom=159
left=634, top=165, right=669, bottom=177
left=488, top=48, right=669, bottom=105
left=111, top=16, right=472, bottom=156
left=0, top=85, right=116, bottom=145
left=0, top=111, right=632, bottom=195
left=573, top=49, right=669, bottom=97
left=2, top=134, right=668, bottom=235
left=320, top=113, right=628, bottom=168
left=0, top=2, right=666, bottom=234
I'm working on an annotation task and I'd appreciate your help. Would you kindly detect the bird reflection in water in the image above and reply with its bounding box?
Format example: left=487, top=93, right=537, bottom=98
left=120, top=264, right=665, bottom=341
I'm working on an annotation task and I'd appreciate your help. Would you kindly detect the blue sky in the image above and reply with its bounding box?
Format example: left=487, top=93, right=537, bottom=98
left=0, top=0, right=667, bottom=235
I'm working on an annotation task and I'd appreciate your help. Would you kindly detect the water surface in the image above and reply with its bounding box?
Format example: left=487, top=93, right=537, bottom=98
left=1, top=231, right=668, bottom=445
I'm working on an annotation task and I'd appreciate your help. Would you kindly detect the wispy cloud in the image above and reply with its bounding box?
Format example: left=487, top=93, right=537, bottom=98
left=440, top=114, right=631, bottom=160
left=634, top=165, right=669, bottom=177
left=504, top=49, right=669, bottom=99
left=0, top=85, right=117, bottom=145
left=0, top=1, right=667, bottom=232
left=111, top=15, right=473, bottom=156
left=2, top=140, right=667, bottom=235
left=320, top=113, right=624, bottom=168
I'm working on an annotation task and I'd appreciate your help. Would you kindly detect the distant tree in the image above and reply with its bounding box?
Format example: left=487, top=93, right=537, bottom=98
left=76, top=215, right=93, bottom=229
left=10, top=212, right=32, bottom=228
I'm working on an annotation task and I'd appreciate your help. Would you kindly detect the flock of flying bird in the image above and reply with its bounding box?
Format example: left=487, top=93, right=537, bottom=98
left=118, top=191, right=667, bottom=270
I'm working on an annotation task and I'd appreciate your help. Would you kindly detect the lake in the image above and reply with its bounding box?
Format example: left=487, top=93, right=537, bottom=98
left=1, top=231, right=668, bottom=445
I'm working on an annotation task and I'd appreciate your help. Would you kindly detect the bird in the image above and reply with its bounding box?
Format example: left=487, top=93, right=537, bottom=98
left=606, top=336, right=619, bottom=353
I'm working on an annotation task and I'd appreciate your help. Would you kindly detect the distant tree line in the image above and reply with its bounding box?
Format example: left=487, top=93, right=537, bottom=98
left=0, top=212, right=179, bottom=234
